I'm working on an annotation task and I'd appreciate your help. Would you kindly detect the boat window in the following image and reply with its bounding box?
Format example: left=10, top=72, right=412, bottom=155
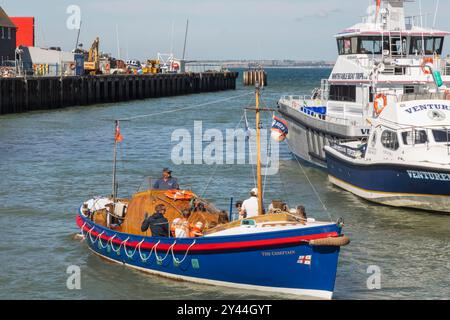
left=337, top=37, right=358, bottom=55
left=404, top=85, right=415, bottom=94
left=329, top=85, right=356, bottom=102
left=337, top=39, right=344, bottom=55
left=401, top=130, right=428, bottom=145
left=432, top=129, right=450, bottom=143
left=410, top=37, right=444, bottom=55
left=381, top=130, right=399, bottom=150
left=358, top=37, right=382, bottom=54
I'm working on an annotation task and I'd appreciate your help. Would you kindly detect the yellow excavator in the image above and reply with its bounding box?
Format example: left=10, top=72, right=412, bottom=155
left=84, top=37, right=101, bottom=75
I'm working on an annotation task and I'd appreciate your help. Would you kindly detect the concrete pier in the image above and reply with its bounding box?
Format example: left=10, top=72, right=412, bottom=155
left=0, top=72, right=238, bottom=115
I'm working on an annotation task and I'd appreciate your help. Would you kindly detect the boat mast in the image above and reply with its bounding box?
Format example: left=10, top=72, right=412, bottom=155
left=255, top=84, right=263, bottom=216
left=112, top=120, right=119, bottom=203
left=110, top=120, right=120, bottom=228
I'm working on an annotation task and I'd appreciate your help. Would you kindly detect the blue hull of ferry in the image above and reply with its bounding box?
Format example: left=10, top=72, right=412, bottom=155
left=77, top=212, right=343, bottom=299
left=325, top=150, right=450, bottom=212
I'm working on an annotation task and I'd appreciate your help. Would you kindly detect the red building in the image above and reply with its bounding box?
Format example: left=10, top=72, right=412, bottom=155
left=10, top=17, right=34, bottom=47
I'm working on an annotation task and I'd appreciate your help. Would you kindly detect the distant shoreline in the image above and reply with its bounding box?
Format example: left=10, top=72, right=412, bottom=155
left=225, top=66, right=333, bottom=69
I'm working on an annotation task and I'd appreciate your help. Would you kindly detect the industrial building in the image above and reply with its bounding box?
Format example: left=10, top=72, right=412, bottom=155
left=10, top=17, right=35, bottom=47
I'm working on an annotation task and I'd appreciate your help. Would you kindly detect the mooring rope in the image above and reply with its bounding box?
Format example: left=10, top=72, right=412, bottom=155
left=117, top=92, right=253, bottom=122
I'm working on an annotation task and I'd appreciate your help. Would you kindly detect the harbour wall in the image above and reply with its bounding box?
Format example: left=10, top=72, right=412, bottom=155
left=0, top=72, right=238, bottom=115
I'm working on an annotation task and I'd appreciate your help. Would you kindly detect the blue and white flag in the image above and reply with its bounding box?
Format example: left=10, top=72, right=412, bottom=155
left=271, top=116, right=288, bottom=142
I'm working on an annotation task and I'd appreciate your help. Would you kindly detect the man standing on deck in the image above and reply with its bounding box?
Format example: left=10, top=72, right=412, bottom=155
left=153, top=168, right=179, bottom=190
left=240, top=188, right=259, bottom=219
left=141, top=204, right=169, bottom=237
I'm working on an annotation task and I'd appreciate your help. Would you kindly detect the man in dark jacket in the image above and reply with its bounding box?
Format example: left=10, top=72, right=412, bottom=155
left=141, top=204, right=169, bottom=237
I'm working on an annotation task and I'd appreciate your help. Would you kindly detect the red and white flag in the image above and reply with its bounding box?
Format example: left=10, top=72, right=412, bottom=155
left=297, top=255, right=312, bottom=265
left=376, top=0, right=381, bottom=18
left=115, top=120, right=123, bottom=143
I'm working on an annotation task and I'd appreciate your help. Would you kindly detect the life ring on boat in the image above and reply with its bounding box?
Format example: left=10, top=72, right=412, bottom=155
left=165, top=189, right=195, bottom=201
left=69, top=63, right=76, bottom=70
left=171, top=62, right=180, bottom=71
left=421, top=57, right=434, bottom=75
left=373, top=94, right=388, bottom=115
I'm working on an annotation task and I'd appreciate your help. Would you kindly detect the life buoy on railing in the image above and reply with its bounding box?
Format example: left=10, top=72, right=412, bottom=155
left=164, top=189, right=195, bottom=201
left=374, top=94, right=388, bottom=115
left=69, top=63, right=76, bottom=71
left=421, top=57, right=434, bottom=75
left=171, top=62, right=180, bottom=71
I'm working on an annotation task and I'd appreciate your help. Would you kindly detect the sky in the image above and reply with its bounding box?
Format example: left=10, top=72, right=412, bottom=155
left=1, top=0, right=449, bottom=61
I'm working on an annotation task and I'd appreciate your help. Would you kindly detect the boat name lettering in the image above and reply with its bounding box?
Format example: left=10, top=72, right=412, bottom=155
left=331, top=73, right=367, bottom=80
left=407, top=170, right=450, bottom=182
left=261, top=250, right=296, bottom=257
left=405, top=104, right=450, bottom=114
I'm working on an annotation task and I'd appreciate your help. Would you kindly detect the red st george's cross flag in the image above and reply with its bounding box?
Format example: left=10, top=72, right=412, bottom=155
left=297, top=255, right=312, bottom=265
left=115, top=120, right=123, bottom=143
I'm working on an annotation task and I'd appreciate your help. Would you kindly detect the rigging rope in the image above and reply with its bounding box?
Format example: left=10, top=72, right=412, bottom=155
left=285, top=141, right=333, bottom=222
left=199, top=112, right=246, bottom=198
left=116, top=92, right=254, bottom=122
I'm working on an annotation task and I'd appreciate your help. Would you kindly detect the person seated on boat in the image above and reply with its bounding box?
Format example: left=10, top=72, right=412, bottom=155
left=293, top=205, right=307, bottom=224
left=170, top=218, right=181, bottom=237
left=181, top=209, right=191, bottom=220
left=140, top=204, right=169, bottom=237
left=189, top=221, right=204, bottom=237
left=240, top=188, right=259, bottom=219
left=153, top=168, right=179, bottom=190
left=268, top=200, right=286, bottom=214
left=232, top=201, right=243, bottom=221
left=173, top=219, right=189, bottom=238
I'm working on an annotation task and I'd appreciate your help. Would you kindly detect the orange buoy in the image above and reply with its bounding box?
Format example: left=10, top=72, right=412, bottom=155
left=421, top=57, right=434, bottom=74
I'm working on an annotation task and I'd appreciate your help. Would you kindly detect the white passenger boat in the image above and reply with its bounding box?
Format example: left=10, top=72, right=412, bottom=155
left=278, top=0, right=450, bottom=168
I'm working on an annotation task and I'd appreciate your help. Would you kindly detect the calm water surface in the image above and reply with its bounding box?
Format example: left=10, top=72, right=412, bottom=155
left=0, top=69, right=449, bottom=299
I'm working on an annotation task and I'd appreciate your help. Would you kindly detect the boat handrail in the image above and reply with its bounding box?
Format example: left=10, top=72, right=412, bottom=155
left=280, top=95, right=360, bottom=126
left=376, top=120, right=450, bottom=132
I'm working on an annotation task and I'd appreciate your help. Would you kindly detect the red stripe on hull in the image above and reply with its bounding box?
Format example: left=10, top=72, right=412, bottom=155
left=76, top=215, right=338, bottom=252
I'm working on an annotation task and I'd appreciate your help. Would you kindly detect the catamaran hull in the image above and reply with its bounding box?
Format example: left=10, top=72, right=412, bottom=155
left=278, top=102, right=368, bottom=168
left=76, top=213, right=342, bottom=299
left=326, top=151, right=450, bottom=213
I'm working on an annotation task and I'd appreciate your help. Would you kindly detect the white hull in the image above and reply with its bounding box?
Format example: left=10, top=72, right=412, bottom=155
left=329, top=175, right=450, bottom=213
